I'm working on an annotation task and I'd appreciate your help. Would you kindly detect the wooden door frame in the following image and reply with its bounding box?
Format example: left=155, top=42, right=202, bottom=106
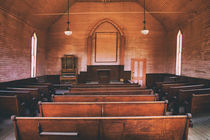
left=131, top=58, right=146, bottom=87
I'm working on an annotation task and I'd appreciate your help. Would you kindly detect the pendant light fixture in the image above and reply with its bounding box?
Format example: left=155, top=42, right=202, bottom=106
left=141, top=0, right=149, bottom=35
left=64, top=0, right=72, bottom=36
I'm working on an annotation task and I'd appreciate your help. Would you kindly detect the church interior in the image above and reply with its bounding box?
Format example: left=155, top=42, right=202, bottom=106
left=0, top=0, right=209, bottom=139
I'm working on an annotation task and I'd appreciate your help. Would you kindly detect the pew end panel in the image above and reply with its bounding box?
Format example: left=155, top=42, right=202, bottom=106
left=0, top=96, right=20, bottom=116
left=191, top=94, right=210, bottom=115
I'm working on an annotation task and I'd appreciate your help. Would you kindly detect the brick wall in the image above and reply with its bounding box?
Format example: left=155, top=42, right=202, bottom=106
left=46, top=2, right=168, bottom=75
left=0, top=9, right=47, bottom=82
left=166, top=8, right=210, bottom=79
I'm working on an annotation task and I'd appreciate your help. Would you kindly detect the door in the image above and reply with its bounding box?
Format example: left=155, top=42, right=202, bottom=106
left=131, top=58, right=146, bottom=87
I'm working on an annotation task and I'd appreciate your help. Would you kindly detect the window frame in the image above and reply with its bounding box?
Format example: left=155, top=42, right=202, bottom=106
left=176, top=30, right=183, bottom=76
left=31, top=33, right=37, bottom=78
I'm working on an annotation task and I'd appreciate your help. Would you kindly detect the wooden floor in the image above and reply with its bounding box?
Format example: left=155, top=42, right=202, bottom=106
left=188, top=113, right=210, bottom=140
left=1, top=89, right=209, bottom=140
left=0, top=113, right=210, bottom=140
left=0, top=117, right=15, bottom=140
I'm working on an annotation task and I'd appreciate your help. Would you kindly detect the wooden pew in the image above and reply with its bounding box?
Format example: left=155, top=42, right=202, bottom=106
left=0, top=90, right=34, bottom=116
left=190, top=94, right=210, bottom=115
left=52, top=94, right=157, bottom=102
left=155, top=81, right=186, bottom=91
left=52, top=83, right=71, bottom=90
left=161, top=83, right=190, bottom=93
left=6, top=87, right=40, bottom=102
left=167, top=84, right=205, bottom=102
left=70, top=87, right=144, bottom=92
left=6, top=87, right=41, bottom=115
left=177, top=88, right=210, bottom=114
left=11, top=114, right=191, bottom=140
left=72, top=83, right=140, bottom=88
left=67, top=89, right=153, bottom=95
left=27, top=82, right=55, bottom=95
left=39, top=101, right=167, bottom=117
left=0, top=96, right=21, bottom=116
left=159, top=83, right=189, bottom=99
left=21, top=85, right=50, bottom=101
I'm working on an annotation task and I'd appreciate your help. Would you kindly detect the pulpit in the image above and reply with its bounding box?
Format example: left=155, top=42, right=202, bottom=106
left=97, top=69, right=111, bottom=83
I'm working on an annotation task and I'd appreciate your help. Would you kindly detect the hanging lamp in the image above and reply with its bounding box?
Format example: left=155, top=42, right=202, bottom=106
left=141, top=0, right=149, bottom=35
left=64, top=0, right=72, bottom=36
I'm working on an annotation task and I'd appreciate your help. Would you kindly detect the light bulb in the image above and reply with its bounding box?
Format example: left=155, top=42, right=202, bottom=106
left=64, top=30, right=72, bottom=36
left=141, top=29, right=149, bottom=35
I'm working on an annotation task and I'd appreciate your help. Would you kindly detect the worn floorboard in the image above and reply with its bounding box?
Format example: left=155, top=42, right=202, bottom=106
left=188, top=113, right=210, bottom=140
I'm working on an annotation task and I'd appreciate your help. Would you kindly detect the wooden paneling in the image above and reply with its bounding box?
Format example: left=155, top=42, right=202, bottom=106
left=0, top=0, right=76, bottom=30
left=0, top=0, right=207, bottom=31
left=86, top=65, right=124, bottom=82
left=95, top=32, right=118, bottom=63
left=137, top=0, right=208, bottom=30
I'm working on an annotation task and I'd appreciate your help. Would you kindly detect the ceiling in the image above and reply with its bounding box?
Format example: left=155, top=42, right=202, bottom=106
left=0, top=0, right=76, bottom=29
left=0, top=0, right=208, bottom=30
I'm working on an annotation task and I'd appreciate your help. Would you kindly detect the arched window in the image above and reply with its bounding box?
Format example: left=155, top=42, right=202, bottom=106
left=176, top=30, right=182, bottom=75
left=31, top=33, right=37, bottom=78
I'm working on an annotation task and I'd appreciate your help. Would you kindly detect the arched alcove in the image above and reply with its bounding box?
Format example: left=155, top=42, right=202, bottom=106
left=87, top=19, right=125, bottom=66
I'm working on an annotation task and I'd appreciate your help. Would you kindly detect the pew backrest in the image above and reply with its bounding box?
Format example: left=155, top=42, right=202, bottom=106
left=161, top=83, right=189, bottom=92
left=66, top=89, right=153, bottom=95
left=167, top=84, right=205, bottom=101
left=39, top=101, right=167, bottom=117
left=70, top=87, right=144, bottom=92
left=12, top=114, right=191, bottom=140
left=156, top=81, right=186, bottom=89
left=178, top=88, right=210, bottom=104
left=22, top=85, right=50, bottom=99
left=72, top=84, right=140, bottom=88
left=52, top=95, right=157, bottom=102
left=0, top=90, right=32, bottom=105
left=6, top=87, right=40, bottom=101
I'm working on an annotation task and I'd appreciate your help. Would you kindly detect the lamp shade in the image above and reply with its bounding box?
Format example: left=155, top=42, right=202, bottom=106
left=64, top=30, right=72, bottom=36
left=141, top=29, right=149, bottom=35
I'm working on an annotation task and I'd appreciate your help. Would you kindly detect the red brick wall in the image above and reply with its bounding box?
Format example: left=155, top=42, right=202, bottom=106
left=46, top=2, right=168, bottom=75
left=166, top=8, right=210, bottom=79
left=0, top=10, right=47, bottom=82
